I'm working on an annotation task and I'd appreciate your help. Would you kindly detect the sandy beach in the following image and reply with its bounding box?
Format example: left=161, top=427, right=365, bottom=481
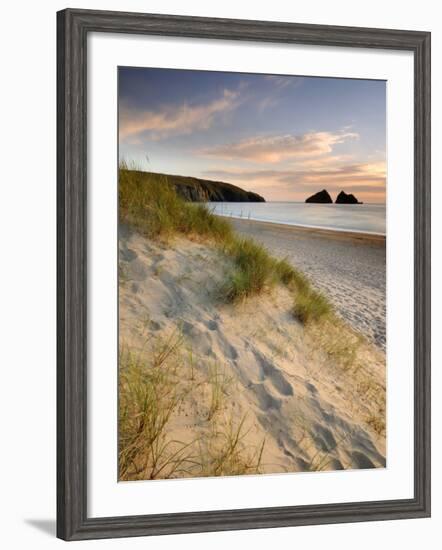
left=230, top=218, right=386, bottom=350
left=119, top=224, right=386, bottom=479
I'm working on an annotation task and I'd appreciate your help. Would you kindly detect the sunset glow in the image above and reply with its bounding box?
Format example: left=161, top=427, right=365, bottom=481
left=119, top=68, right=386, bottom=203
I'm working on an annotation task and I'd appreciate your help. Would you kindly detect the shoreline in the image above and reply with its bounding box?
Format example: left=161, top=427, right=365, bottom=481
left=214, top=214, right=386, bottom=243
left=229, top=217, right=386, bottom=349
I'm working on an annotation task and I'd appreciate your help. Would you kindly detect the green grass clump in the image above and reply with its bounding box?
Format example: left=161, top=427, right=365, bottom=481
left=221, top=238, right=278, bottom=301
left=293, top=289, right=331, bottom=324
left=183, top=203, right=233, bottom=241
left=220, top=239, right=312, bottom=303
left=274, top=258, right=310, bottom=292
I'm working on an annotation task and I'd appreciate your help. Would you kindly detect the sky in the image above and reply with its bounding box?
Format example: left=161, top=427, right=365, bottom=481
left=119, top=67, right=386, bottom=203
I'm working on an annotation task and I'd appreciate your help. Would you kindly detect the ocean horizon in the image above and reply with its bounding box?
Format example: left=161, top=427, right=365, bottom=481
left=209, top=201, right=386, bottom=235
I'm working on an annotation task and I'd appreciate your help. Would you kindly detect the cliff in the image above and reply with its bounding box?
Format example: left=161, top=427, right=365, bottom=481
left=127, top=170, right=265, bottom=202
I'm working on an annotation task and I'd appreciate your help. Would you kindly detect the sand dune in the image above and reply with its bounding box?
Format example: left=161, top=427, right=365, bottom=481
left=119, top=225, right=386, bottom=478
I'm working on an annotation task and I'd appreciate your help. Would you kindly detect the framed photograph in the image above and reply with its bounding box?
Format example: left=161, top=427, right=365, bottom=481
left=57, top=8, right=431, bottom=541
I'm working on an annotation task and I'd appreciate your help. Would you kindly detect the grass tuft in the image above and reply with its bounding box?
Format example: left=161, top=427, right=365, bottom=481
left=221, top=238, right=278, bottom=301
left=307, top=316, right=363, bottom=371
left=275, top=258, right=310, bottom=292
left=198, top=415, right=266, bottom=477
left=293, top=289, right=331, bottom=325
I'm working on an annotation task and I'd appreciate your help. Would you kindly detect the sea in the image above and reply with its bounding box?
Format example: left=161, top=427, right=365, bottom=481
left=208, top=202, right=386, bottom=236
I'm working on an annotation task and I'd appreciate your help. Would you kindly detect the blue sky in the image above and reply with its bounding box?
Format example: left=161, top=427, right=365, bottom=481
left=119, top=67, right=386, bottom=202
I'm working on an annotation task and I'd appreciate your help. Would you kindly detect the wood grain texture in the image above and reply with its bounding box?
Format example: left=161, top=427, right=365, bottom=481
left=56, top=8, right=431, bottom=541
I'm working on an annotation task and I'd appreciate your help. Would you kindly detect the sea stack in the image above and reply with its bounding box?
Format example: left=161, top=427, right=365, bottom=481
left=305, top=189, right=333, bottom=204
left=335, top=190, right=362, bottom=204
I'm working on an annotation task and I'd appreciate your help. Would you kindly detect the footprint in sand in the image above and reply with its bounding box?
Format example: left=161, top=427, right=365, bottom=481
left=313, top=423, right=337, bottom=452
left=204, top=319, right=218, bottom=331
left=130, top=282, right=139, bottom=294
left=327, top=458, right=344, bottom=470
left=127, top=258, right=149, bottom=281
left=213, top=329, right=238, bottom=360
left=219, top=339, right=238, bottom=360
left=149, top=320, right=162, bottom=331
left=350, top=451, right=376, bottom=469
left=250, top=383, right=282, bottom=411
left=181, top=321, right=215, bottom=357
left=253, top=351, right=294, bottom=397
left=350, top=430, right=386, bottom=467
left=119, top=246, right=137, bottom=262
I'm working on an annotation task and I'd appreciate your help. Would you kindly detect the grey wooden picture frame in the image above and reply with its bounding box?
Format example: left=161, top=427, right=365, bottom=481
left=57, top=8, right=431, bottom=541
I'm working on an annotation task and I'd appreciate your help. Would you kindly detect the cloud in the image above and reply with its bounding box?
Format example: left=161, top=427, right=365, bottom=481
left=264, top=75, right=304, bottom=90
left=203, top=161, right=386, bottom=199
left=119, top=89, right=240, bottom=142
left=204, top=162, right=385, bottom=185
left=256, top=96, right=279, bottom=112
left=200, top=131, right=359, bottom=163
left=277, top=162, right=386, bottom=187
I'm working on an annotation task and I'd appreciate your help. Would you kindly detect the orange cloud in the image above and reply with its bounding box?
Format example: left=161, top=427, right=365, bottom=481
left=200, top=131, right=358, bottom=163
left=203, top=160, right=386, bottom=202
left=119, top=89, right=239, bottom=142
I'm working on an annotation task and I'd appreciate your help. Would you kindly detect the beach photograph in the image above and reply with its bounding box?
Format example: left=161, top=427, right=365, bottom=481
left=117, top=67, right=386, bottom=481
